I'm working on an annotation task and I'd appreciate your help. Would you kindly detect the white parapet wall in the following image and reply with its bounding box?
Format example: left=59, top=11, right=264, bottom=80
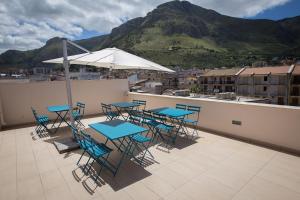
left=0, top=79, right=128, bottom=126
left=128, top=92, right=300, bottom=153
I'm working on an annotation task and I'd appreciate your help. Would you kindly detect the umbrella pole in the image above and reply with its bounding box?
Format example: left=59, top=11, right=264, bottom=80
left=62, top=39, right=75, bottom=128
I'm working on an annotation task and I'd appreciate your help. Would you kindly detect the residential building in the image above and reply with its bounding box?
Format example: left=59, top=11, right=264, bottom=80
left=198, top=68, right=242, bottom=94
left=237, top=66, right=292, bottom=105
left=69, top=66, right=102, bottom=80
left=137, top=67, right=203, bottom=92
left=175, top=67, right=203, bottom=89
left=33, top=67, right=52, bottom=75
left=289, top=65, right=300, bottom=106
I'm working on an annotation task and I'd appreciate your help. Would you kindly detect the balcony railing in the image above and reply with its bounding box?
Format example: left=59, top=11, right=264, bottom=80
left=205, top=81, right=235, bottom=84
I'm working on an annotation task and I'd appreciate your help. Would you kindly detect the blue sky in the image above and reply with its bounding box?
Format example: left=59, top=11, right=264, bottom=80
left=251, top=0, right=300, bottom=20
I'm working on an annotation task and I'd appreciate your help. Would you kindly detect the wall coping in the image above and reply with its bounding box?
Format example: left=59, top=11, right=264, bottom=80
left=128, top=92, right=300, bottom=110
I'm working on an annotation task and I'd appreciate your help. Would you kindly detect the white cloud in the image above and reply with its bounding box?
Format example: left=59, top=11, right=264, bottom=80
left=0, top=0, right=291, bottom=53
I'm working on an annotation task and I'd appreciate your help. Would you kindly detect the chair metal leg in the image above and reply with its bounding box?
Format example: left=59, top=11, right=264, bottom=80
left=86, top=160, right=95, bottom=174
left=83, top=156, right=92, bottom=172
left=77, top=150, right=86, bottom=165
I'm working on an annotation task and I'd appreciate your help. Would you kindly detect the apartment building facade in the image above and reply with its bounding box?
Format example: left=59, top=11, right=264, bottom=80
left=237, top=66, right=292, bottom=105
left=198, top=68, right=242, bottom=94
left=289, top=65, right=300, bottom=106
left=198, top=65, right=300, bottom=105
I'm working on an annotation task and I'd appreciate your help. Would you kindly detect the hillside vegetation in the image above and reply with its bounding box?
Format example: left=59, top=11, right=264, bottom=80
left=1, top=0, right=299, bottom=69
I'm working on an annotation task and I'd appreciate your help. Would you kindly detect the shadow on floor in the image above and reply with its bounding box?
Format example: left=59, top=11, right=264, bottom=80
left=30, top=121, right=201, bottom=194
left=71, top=156, right=153, bottom=194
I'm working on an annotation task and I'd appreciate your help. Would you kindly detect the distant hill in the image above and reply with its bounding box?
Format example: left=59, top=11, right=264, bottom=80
left=1, top=0, right=300, bottom=69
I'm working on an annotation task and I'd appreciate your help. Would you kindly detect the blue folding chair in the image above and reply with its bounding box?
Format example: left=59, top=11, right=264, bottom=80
left=183, top=105, right=201, bottom=138
left=71, top=127, right=112, bottom=182
left=129, top=115, right=153, bottom=162
left=31, top=107, right=51, bottom=135
left=130, top=100, right=146, bottom=118
left=73, top=102, right=85, bottom=127
left=141, top=110, right=175, bottom=146
left=101, top=103, right=119, bottom=121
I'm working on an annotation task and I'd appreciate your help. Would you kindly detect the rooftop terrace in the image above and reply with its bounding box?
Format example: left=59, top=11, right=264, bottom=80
left=1, top=116, right=300, bottom=200
left=0, top=79, right=299, bottom=200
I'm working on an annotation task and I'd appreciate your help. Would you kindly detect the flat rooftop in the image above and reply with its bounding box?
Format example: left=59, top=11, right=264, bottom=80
left=0, top=116, right=299, bottom=200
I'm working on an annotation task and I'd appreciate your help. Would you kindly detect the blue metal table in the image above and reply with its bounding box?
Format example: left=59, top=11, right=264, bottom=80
left=151, top=107, right=193, bottom=118
left=89, top=119, right=148, bottom=175
left=48, top=105, right=71, bottom=133
left=111, top=102, right=140, bottom=120
left=151, top=107, right=193, bottom=143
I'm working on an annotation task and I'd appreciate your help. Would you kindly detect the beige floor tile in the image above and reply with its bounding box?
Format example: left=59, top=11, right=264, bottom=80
left=232, top=177, right=300, bottom=200
left=0, top=154, right=17, bottom=171
left=237, top=145, right=277, bottom=163
left=162, top=189, right=192, bottom=200
left=166, top=160, right=203, bottom=180
left=197, top=144, right=233, bottom=162
left=271, top=153, right=300, bottom=174
left=68, top=180, right=99, bottom=200
left=0, top=182, right=17, bottom=200
left=40, top=169, right=67, bottom=191
left=89, top=176, right=117, bottom=196
left=141, top=174, right=175, bottom=197
left=101, top=190, right=132, bottom=200
left=178, top=153, right=218, bottom=172
left=257, top=160, right=300, bottom=193
left=33, top=148, right=51, bottom=161
left=125, top=182, right=160, bottom=200
left=219, top=153, right=267, bottom=173
left=205, top=163, right=255, bottom=191
left=147, top=147, right=178, bottom=165
left=36, top=157, right=58, bottom=174
left=17, top=151, right=35, bottom=165
left=59, top=164, right=84, bottom=185
left=0, top=167, right=16, bottom=186
left=44, top=185, right=74, bottom=200
left=179, top=174, right=235, bottom=200
left=152, top=166, right=189, bottom=189
left=17, top=176, right=45, bottom=200
left=0, top=142, right=16, bottom=157
left=32, top=141, right=49, bottom=153
left=17, top=161, right=39, bottom=181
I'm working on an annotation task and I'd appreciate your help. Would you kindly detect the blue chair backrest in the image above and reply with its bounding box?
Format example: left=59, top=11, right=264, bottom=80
left=142, top=110, right=153, bottom=120
left=71, top=125, right=80, bottom=141
left=31, top=107, right=42, bottom=123
left=187, top=105, right=201, bottom=121
left=133, top=99, right=146, bottom=110
left=176, top=104, right=187, bottom=110
left=101, top=103, right=112, bottom=115
left=76, top=102, right=85, bottom=116
left=71, top=126, right=92, bottom=150
left=31, top=107, right=37, bottom=119
left=152, top=112, right=167, bottom=123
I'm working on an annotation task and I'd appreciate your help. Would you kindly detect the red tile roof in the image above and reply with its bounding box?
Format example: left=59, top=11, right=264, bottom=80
left=239, top=66, right=290, bottom=76
left=292, top=65, right=300, bottom=75
left=201, top=68, right=242, bottom=77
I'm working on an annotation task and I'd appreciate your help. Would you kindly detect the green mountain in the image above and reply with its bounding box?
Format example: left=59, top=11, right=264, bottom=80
left=1, top=0, right=300, bottom=69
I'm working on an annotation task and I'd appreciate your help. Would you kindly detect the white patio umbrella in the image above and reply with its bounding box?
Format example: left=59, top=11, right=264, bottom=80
left=43, top=39, right=174, bottom=125
left=44, top=46, right=174, bottom=73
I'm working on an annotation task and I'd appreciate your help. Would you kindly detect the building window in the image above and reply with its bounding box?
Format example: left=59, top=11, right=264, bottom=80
left=264, top=76, right=268, bottom=82
left=263, top=86, right=267, bottom=91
